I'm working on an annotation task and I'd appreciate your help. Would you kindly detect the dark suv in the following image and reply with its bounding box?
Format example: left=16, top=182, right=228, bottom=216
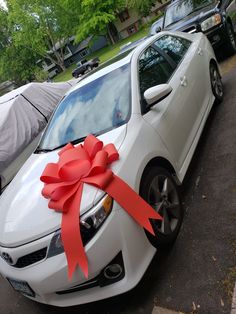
left=163, top=0, right=236, bottom=55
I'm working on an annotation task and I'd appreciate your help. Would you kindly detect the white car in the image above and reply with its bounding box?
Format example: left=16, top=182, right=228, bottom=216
left=0, top=31, right=223, bottom=307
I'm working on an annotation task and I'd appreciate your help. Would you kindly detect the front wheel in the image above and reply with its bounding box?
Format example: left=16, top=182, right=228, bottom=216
left=140, top=167, right=183, bottom=249
left=210, top=63, right=223, bottom=104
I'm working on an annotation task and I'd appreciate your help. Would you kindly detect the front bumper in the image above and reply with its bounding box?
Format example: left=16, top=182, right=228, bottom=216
left=0, top=204, right=156, bottom=307
left=205, top=23, right=228, bottom=49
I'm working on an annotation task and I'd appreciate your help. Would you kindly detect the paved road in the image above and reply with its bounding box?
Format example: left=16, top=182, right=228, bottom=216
left=0, top=57, right=236, bottom=314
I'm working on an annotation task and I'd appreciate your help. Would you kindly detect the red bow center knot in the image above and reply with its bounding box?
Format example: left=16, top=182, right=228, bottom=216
left=40, top=134, right=162, bottom=279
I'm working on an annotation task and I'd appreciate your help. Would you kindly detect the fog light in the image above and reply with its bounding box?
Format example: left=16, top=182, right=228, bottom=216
left=103, top=264, right=123, bottom=280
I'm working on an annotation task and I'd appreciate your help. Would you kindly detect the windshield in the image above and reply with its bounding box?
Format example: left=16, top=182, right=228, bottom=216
left=164, top=0, right=215, bottom=27
left=38, top=64, right=131, bottom=151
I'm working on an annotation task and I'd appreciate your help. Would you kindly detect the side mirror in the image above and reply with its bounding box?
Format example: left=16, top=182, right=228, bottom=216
left=156, top=26, right=162, bottom=33
left=144, top=84, right=172, bottom=108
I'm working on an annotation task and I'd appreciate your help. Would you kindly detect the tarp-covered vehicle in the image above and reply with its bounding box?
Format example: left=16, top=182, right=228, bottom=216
left=0, top=82, right=74, bottom=192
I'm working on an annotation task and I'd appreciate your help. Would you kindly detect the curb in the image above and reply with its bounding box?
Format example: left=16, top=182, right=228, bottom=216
left=231, top=282, right=236, bottom=314
left=152, top=307, right=185, bottom=314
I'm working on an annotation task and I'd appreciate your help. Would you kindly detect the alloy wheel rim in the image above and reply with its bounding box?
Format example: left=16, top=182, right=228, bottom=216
left=147, top=175, right=180, bottom=235
left=211, top=68, right=223, bottom=98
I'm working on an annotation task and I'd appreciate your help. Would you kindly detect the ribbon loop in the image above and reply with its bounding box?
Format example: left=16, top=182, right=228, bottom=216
left=40, top=134, right=162, bottom=280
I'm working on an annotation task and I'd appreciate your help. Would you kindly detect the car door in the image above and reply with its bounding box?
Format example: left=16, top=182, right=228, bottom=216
left=140, top=34, right=209, bottom=170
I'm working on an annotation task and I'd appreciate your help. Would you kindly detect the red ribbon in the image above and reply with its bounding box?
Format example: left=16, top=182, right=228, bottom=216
left=40, top=135, right=162, bottom=279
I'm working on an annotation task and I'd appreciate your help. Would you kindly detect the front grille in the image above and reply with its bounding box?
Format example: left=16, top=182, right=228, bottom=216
left=14, top=247, right=47, bottom=268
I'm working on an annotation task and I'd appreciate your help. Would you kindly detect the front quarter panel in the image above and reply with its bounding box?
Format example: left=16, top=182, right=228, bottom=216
left=115, top=114, right=178, bottom=195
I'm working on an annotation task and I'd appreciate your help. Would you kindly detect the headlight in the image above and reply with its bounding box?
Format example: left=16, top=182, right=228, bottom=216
left=201, top=14, right=222, bottom=32
left=47, top=195, right=113, bottom=258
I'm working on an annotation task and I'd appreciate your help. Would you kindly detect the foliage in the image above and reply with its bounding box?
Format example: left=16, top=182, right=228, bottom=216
left=6, top=0, right=81, bottom=71
left=126, top=0, right=159, bottom=16
left=0, top=0, right=160, bottom=84
left=0, top=8, right=9, bottom=49
left=74, top=0, right=125, bottom=43
left=0, top=44, right=40, bottom=85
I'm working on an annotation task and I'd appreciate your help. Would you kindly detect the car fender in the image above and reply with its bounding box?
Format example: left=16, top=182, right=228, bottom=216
left=113, top=115, right=179, bottom=198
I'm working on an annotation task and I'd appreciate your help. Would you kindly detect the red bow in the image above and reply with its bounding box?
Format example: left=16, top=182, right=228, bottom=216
left=41, top=135, right=162, bottom=279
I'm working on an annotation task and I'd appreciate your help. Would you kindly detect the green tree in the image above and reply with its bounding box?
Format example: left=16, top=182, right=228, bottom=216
left=0, top=45, right=42, bottom=85
left=0, top=6, right=43, bottom=84
left=74, top=0, right=125, bottom=44
left=126, top=0, right=162, bottom=16
left=6, top=0, right=80, bottom=71
left=0, top=8, right=9, bottom=50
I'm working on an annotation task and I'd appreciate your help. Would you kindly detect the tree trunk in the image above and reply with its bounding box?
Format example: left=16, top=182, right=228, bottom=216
left=107, top=25, right=116, bottom=45
left=46, top=51, right=66, bottom=72
left=54, top=50, right=66, bottom=71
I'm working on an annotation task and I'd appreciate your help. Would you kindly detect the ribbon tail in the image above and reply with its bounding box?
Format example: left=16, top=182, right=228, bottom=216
left=61, top=183, right=89, bottom=280
left=105, top=175, right=162, bottom=236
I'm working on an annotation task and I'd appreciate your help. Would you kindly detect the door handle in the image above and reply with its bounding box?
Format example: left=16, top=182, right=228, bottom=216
left=197, top=47, right=203, bottom=56
left=180, top=76, right=188, bottom=87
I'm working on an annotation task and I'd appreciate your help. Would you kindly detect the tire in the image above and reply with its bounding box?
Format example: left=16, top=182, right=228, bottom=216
left=225, top=22, right=236, bottom=56
left=210, top=63, right=223, bottom=104
left=140, top=167, right=183, bottom=249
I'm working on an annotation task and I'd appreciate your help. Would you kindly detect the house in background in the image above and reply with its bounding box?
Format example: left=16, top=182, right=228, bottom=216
left=113, top=1, right=169, bottom=39
left=39, top=1, right=169, bottom=78
left=38, top=35, right=107, bottom=79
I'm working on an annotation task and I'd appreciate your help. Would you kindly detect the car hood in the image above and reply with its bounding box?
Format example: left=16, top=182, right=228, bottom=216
left=165, top=2, right=217, bottom=31
left=0, top=125, right=127, bottom=247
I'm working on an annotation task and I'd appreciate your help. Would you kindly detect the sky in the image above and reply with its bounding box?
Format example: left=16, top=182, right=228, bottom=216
left=0, top=0, right=7, bottom=10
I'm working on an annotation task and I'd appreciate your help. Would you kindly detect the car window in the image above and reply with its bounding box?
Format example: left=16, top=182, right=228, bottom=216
left=39, top=64, right=131, bottom=150
left=153, top=35, right=191, bottom=65
left=138, top=47, right=174, bottom=99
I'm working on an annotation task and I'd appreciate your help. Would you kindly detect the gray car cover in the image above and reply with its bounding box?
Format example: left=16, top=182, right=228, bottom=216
left=0, top=82, right=73, bottom=174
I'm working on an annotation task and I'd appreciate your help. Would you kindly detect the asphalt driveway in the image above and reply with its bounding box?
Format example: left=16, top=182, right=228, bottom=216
left=0, top=57, right=236, bottom=314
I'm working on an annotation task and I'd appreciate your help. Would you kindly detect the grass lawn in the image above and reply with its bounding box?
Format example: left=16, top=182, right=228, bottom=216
left=53, top=26, right=149, bottom=82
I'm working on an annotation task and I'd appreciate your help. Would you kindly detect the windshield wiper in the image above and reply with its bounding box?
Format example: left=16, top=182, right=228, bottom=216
left=35, top=135, right=97, bottom=154
left=34, top=147, right=55, bottom=154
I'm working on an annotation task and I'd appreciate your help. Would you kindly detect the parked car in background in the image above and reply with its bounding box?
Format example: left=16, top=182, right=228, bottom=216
left=72, top=58, right=100, bottom=78
left=0, top=31, right=223, bottom=306
left=0, top=82, right=73, bottom=192
left=162, top=0, right=236, bottom=55
left=149, top=16, right=164, bottom=35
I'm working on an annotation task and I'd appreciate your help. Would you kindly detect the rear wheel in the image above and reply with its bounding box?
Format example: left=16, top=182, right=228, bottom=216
left=140, top=167, right=183, bottom=249
left=210, top=63, right=223, bottom=104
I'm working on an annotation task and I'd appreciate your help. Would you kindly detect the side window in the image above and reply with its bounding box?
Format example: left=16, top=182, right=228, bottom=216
left=153, top=35, right=191, bottom=65
left=139, top=47, right=174, bottom=98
